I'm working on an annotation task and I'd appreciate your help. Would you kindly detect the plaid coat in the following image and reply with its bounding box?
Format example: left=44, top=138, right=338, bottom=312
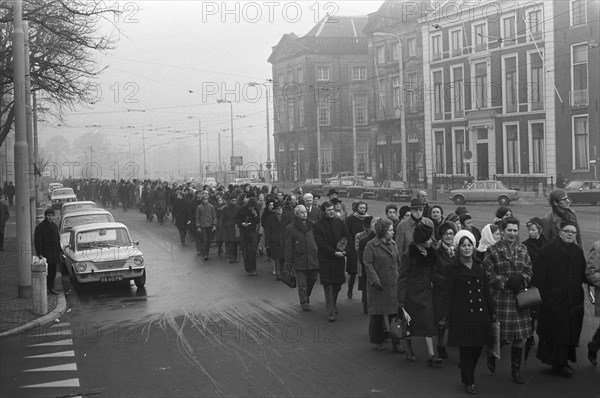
left=483, top=240, right=533, bottom=341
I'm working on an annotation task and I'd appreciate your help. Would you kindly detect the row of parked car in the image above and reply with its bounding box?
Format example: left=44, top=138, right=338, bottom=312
left=48, top=198, right=146, bottom=292
left=297, top=177, right=600, bottom=206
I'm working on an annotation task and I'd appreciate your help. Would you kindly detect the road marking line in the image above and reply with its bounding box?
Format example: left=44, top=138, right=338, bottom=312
left=23, top=363, right=78, bottom=372
left=25, top=350, right=75, bottom=358
left=49, top=322, right=71, bottom=329
left=27, top=339, right=73, bottom=347
left=19, top=378, right=80, bottom=388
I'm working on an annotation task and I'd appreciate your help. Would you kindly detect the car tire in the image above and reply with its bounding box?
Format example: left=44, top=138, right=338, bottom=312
left=134, top=270, right=146, bottom=288
left=498, top=196, right=510, bottom=206
left=453, top=196, right=465, bottom=205
left=70, top=272, right=82, bottom=292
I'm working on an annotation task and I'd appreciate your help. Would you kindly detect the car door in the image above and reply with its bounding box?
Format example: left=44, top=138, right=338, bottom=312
left=467, top=182, right=484, bottom=201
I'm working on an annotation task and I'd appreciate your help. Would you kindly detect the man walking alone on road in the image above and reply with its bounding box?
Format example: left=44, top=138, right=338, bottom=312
left=34, top=209, right=61, bottom=295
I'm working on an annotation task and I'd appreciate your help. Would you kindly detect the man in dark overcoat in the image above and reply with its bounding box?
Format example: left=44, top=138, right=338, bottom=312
left=220, top=197, right=240, bottom=263
left=313, top=201, right=352, bottom=322
left=34, top=209, right=61, bottom=294
left=264, top=201, right=292, bottom=279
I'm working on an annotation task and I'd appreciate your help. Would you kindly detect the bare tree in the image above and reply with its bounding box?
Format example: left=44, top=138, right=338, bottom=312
left=0, top=0, right=121, bottom=145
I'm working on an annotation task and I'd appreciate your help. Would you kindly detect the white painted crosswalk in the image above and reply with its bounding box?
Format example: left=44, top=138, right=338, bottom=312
left=19, top=322, right=82, bottom=395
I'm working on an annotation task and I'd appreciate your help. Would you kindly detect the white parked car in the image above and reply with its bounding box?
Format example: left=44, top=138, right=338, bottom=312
left=50, top=187, right=77, bottom=209
left=60, top=201, right=98, bottom=217
left=59, top=209, right=115, bottom=248
left=62, top=222, right=145, bottom=290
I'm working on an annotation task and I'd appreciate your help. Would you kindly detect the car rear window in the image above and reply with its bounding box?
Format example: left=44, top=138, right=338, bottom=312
left=53, top=188, right=74, bottom=196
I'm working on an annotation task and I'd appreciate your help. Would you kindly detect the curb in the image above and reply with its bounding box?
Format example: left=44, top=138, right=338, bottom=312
left=0, top=275, right=68, bottom=338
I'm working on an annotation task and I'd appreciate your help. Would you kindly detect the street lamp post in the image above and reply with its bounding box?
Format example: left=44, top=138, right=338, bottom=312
left=188, top=116, right=203, bottom=181
left=248, top=81, right=272, bottom=182
left=217, top=99, right=234, bottom=163
left=374, top=32, right=407, bottom=183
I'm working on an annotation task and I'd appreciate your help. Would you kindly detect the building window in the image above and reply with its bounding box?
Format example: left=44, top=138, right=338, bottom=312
left=454, top=129, right=465, bottom=174
left=573, top=115, right=589, bottom=169
left=450, top=28, right=462, bottom=56
left=288, top=102, right=294, bottom=130
left=571, top=43, right=588, bottom=106
left=278, top=73, right=284, bottom=87
left=451, top=66, right=464, bottom=118
left=433, top=70, right=443, bottom=120
left=501, top=15, right=516, bottom=46
left=431, top=34, right=442, bottom=60
left=317, top=106, right=330, bottom=126
left=391, top=41, right=399, bottom=61
left=316, top=66, right=330, bottom=81
left=357, top=139, right=369, bottom=173
left=278, top=141, right=285, bottom=152
left=473, top=61, right=488, bottom=109
left=407, top=73, right=418, bottom=113
left=571, top=0, right=587, bottom=26
left=277, top=100, right=285, bottom=127
left=297, top=68, right=304, bottom=83
left=298, top=101, right=304, bottom=127
left=504, top=124, right=519, bottom=174
left=529, top=52, right=544, bottom=110
left=321, top=141, right=332, bottom=173
left=353, top=94, right=368, bottom=125
left=379, top=78, right=387, bottom=111
left=530, top=122, right=545, bottom=173
left=504, top=56, right=518, bottom=113
left=391, top=76, right=400, bottom=109
left=376, top=46, right=385, bottom=64
left=352, top=66, right=367, bottom=81
left=527, top=8, right=543, bottom=40
left=407, top=37, right=416, bottom=57
left=434, top=130, right=445, bottom=173
left=473, top=22, right=487, bottom=51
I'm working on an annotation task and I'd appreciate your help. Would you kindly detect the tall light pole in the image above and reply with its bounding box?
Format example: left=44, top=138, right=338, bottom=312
left=374, top=32, right=407, bottom=183
left=248, top=81, right=272, bottom=182
left=217, top=99, right=234, bottom=163
left=188, top=116, right=202, bottom=181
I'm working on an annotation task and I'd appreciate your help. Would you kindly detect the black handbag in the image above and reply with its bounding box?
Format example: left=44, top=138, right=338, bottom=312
left=281, top=264, right=296, bottom=288
left=387, top=317, right=410, bottom=340
left=516, top=287, right=542, bottom=310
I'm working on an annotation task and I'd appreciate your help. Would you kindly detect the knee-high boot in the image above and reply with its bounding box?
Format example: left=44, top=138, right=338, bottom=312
left=511, top=347, right=525, bottom=384
left=347, top=274, right=356, bottom=299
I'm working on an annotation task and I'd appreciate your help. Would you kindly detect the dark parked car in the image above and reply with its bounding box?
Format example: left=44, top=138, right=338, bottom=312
left=323, top=179, right=354, bottom=198
left=374, top=180, right=413, bottom=201
left=298, top=178, right=325, bottom=196
left=449, top=180, right=519, bottom=205
left=347, top=179, right=377, bottom=198
left=565, top=180, right=600, bottom=205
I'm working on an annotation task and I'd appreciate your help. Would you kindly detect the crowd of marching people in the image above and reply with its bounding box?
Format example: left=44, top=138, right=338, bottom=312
left=59, top=178, right=599, bottom=395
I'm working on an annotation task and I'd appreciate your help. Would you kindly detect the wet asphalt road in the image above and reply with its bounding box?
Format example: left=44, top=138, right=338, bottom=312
left=1, top=199, right=598, bottom=397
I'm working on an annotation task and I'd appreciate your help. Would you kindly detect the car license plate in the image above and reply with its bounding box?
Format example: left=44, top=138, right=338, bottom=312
left=100, top=275, right=123, bottom=283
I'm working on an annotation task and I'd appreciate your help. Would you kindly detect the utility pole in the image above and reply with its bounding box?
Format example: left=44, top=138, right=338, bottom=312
left=316, top=107, right=322, bottom=181
left=12, top=0, right=33, bottom=298
left=142, top=128, right=147, bottom=178
left=352, top=94, right=358, bottom=179
left=24, top=21, right=36, bottom=236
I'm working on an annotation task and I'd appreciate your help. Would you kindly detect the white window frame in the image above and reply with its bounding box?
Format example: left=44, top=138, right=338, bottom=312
left=452, top=128, right=466, bottom=175
left=278, top=141, right=286, bottom=152
left=471, top=58, right=491, bottom=110
left=298, top=100, right=304, bottom=127
left=316, top=66, right=330, bottom=81
left=317, top=105, right=330, bottom=126
left=321, top=141, right=333, bottom=173
left=527, top=49, right=544, bottom=111
left=450, top=65, right=464, bottom=118
left=473, top=21, right=488, bottom=52
left=570, top=0, right=587, bottom=26
left=352, top=65, right=367, bottom=81
left=288, top=101, right=294, bottom=130
left=376, top=46, right=385, bottom=64
left=432, top=68, right=444, bottom=120
left=501, top=13, right=517, bottom=47
left=379, top=77, right=388, bottom=111
left=502, top=54, right=519, bottom=114
left=406, top=72, right=418, bottom=113
left=528, top=120, right=545, bottom=174
left=434, top=129, right=446, bottom=174
left=503, top=122, right=521, bottom=175
left=526, top=7, right=544, bottom=41
left=352, top=93, right=368, bottom=126
left=572, top=115, right=589, bottom=170
left=357, top=139, right=369, bottom=173
left=391, top=75, right=400, bottom=109
left=431, top=33, right=442, bottom=61
left=407, top=36, right=416, bottom=57
left=571, top=42, right=588, bottom=92
left=449, top=27, right=462, bottom=57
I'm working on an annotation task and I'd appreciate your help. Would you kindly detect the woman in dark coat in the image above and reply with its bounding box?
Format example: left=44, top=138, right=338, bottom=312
left=313, top=201, right=352, bottom=322
left=522, top=217, right=547, bottom=265
left=532, top=220, right=587, bottom=377
left=220, top=197, right=240, bottom=263
left=398, top=223, right=443, bottom=365
left=441, top=230, right=495, bottom=395
left=345, top=201, right=369, bottom=299
left=171, top=190, right=189, bottom=246
left=363, top=218, right=401, bottom=352
left=234, top=197, right=260, bottom=275
left=214, top=196, right=227, bottom=256
left=434, top=221, right=458, bottom=359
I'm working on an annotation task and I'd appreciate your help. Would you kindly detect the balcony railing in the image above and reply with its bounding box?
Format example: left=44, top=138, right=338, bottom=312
left=570, top=89, right=589, bottom=107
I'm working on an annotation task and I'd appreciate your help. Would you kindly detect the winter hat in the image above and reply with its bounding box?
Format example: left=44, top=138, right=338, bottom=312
left=438, top=221, right=458, bottom=237
left=526, top=217, right=543, bottom=229
left=413, top=223, right=434, bottom=244
left=453, top=230, right=476, bottom=250
left=459, top=213, right=472, bottom=227
left=410, top=198, right=425, bottom=209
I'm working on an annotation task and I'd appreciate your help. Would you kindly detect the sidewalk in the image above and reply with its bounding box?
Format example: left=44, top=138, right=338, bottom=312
left=0, top=219, right=67, bottom=337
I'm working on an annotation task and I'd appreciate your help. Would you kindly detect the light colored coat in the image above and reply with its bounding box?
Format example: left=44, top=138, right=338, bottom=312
left=395, top=216, right=434, bottom=257
left=363, top=237, right=400, bottom=315
left=585, top=241, right=600, bottom=317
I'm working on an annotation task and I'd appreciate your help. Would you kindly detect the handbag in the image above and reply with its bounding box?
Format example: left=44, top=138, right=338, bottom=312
left=387, top=317, right=410, bottom=340
left=516, top=287, right=542, bottom=310
left=280, top=264, right=296, bottom=288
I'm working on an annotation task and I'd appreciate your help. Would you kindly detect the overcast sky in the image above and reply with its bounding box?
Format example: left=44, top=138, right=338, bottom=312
left=40, top=1, right=384, bottom=175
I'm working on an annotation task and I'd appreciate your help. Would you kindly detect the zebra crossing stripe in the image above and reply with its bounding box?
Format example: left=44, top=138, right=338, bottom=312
left=23, top=363, right=78, bottom=372
left=25, top=350, right=75, bottom=358
left=27, top=338, right=73, bottom=347
left=20, top=378, right=80, bottom=388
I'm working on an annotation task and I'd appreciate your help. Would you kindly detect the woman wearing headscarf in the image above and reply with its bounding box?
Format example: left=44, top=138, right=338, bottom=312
left=532, top=220, right=587, bottom=377
left=475, top=224, right=500, bottom=263
left=398, top=223, right=444, bottom=366
left=440, top=230, right=495, bottom=395
left=541, top=189, right=583, bottom=248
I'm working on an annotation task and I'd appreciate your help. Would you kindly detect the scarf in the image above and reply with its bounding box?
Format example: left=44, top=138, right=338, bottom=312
left=441, top=241, right=455, bottom=258
left=411, top=214, right=422, bottom=223
left=477, top=223, right=498, bottom=253
left=352, top=211, right=369, bottom=221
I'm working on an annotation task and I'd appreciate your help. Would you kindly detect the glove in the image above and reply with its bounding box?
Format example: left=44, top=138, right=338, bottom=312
left=373, top=282, right=384, bottom=291
left=505, top=274, right=525, bottom=292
